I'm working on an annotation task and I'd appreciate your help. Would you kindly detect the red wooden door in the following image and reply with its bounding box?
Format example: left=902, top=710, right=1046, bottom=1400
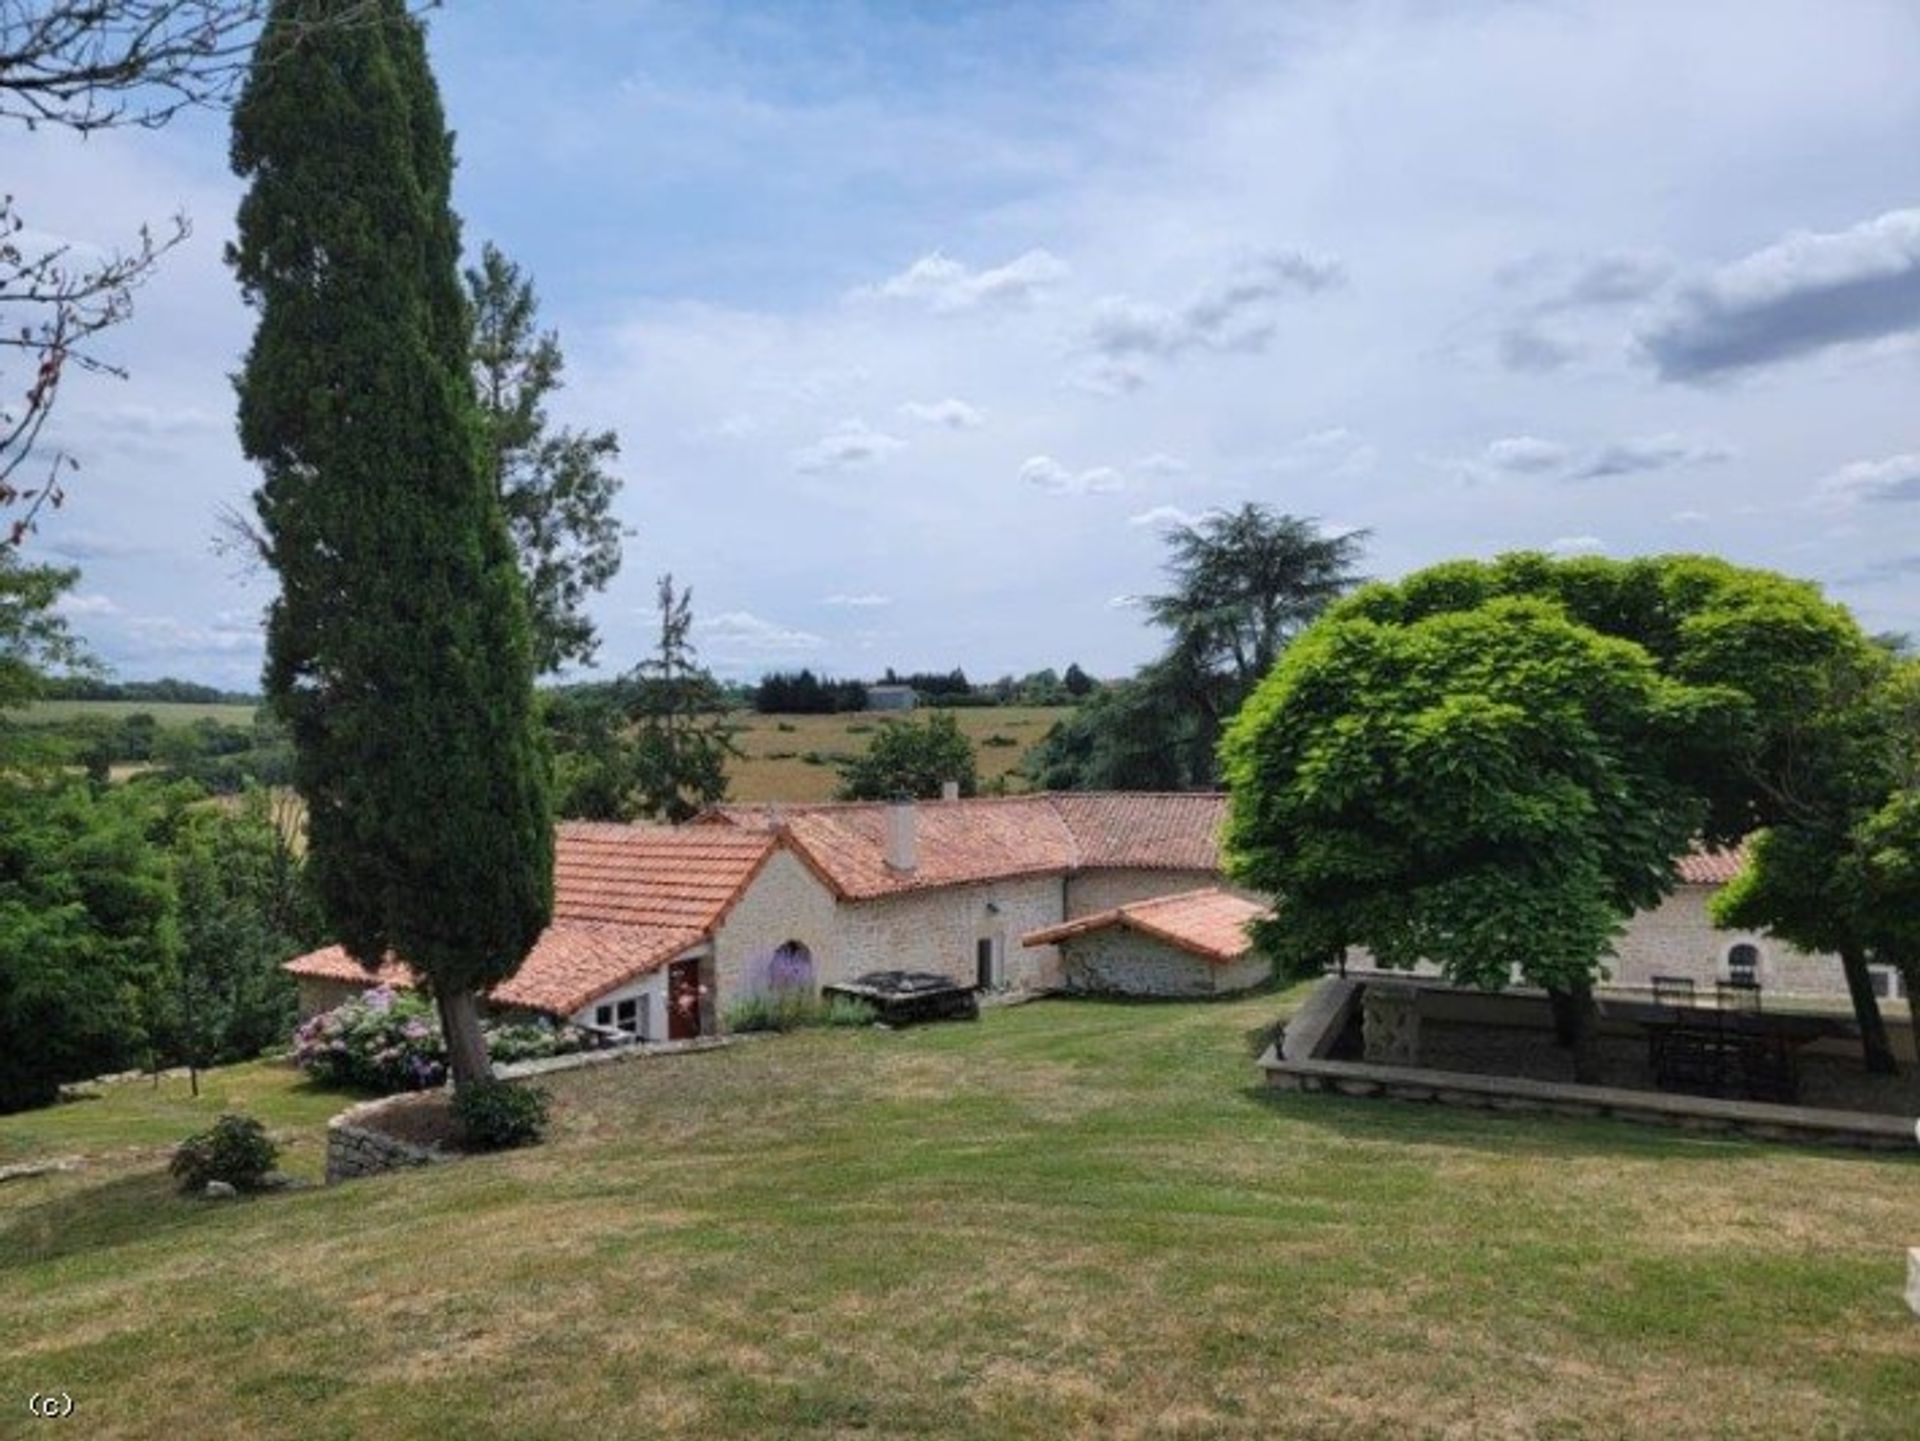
left=667, top=958, right=703, bottom=1040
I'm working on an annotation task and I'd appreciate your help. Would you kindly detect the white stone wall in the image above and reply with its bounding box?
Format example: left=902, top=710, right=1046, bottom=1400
left=1603, top=887, right=1848, bottom=997
left=836, top=874, right=1069, bottom=992
left=1064, top=867, right=1254, bottom=917
left=295, top=976, right=363, bottom=1020
left=569, top=967, right=672, bottom=1041
left=1059, top=929, right=1271, bottom=996
left=712, top=847, right=844, bottom=1005
left=1341, top=887, right=1863, bottom=1000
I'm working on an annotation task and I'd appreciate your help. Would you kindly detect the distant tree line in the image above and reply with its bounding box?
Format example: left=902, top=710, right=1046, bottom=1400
left=38, top=676, right=260, bottom=705
left=752, top=662, right=1097, bottom=714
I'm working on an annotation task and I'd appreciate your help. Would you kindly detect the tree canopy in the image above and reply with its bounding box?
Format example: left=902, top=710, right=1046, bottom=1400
left=230, top=0, right=551, bottom=1086
left=838, top=711, right=979, bottom=801
left=467, top=241, right=624, bottom=675
left=1031, top=508, right=1365, bottom=791
left=1226, top=550, right=1905, bottom=1075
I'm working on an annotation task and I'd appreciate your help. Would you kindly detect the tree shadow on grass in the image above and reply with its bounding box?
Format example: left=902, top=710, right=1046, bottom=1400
left=0, top=1166, right=286, bottom=1271
left=1235, top=1081, right=1920, bottom=1169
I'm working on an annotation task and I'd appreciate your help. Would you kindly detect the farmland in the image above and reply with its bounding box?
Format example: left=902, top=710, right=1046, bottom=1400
left=726, top=705, right=1068, bottom=802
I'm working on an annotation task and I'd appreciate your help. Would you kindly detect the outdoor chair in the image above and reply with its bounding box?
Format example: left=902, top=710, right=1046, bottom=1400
left=1717, top=979, right=1763, bottom=1015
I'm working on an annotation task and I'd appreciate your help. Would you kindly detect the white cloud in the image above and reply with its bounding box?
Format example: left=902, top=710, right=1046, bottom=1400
left=1267, top=427, right=1376, bottom=479
left=1082, top=249, right=1344, bottom=369
left=696, top=611, right=826, bottom=657
left=1485, top=435, right=1571, bottom=475
left=56, top=592, right=121, bottom=617
left=1132, top=452, right=1190, bottom=478
left=1641, top=206, right=1920, bottom=380
left=1021, top=455, right=1124, bottom=496
left=863, top=248, right=1068, bottom=313
left=898, top=397, right=985, bottom=429
left=790, top=419, right=906, bottom=474
left=1570, top=434, right=1732, bottom=480
left=1816, top=452, right=1920, bottom=507
left=1107, top=594, right=1141, bottom=609
left=1127, top=504, right=1207, bottom=529
left=1548, top=535, right=1607, bottom=554
left=1671, top=509, right=1712, bottom=523
left=821, top=593, right=894, bottom=608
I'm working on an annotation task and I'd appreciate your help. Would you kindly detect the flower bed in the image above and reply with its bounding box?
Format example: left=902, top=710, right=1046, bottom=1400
left=293, top=987, right=593, bottom=1093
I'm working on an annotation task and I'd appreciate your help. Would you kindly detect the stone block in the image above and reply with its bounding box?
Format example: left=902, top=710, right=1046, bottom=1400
left=1361, top=982, right=1421, bottom=1066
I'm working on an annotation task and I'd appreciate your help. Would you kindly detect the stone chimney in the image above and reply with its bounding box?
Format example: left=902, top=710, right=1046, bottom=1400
left=886, top=799, right=918, bottom=873
left=940, top=780, right=960, bottom=802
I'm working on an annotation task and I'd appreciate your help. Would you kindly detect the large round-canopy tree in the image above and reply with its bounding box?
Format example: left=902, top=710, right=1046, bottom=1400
left=229, top=0, right=552, bottom=1086
left=1224, top=552, right=1900, bottom=1077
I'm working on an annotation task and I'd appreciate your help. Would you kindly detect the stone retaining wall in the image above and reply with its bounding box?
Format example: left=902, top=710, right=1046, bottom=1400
left=325, top=1094, right=450, bottom=1184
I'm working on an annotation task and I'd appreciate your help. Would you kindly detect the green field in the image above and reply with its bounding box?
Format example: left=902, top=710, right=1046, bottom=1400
left=22, top=699, right=260, bottom=728
left=729, top=705, right=1068, bottom=802
left=4, top=991, right=1916, bottom=1440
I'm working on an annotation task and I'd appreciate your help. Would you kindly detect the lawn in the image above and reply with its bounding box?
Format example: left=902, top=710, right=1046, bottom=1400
left=2, top=992, right=1916, bottom=1440
left=727, top=706, right=1069, bottom=802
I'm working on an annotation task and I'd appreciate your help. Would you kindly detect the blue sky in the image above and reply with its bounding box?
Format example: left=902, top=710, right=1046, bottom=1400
left=18, top=0, right=1920, bottom=687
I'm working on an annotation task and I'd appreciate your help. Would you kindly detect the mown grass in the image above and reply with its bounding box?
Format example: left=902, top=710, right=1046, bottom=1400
left=2, top=992, right=1916, bottom=1440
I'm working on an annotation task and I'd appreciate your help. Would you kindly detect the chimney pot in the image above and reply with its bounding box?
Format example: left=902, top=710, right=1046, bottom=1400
left=886, top=800, right=918, bottom=873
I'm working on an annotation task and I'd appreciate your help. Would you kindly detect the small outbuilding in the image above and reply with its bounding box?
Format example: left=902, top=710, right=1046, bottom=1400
left=1022, top=888, right=1271, bottom=997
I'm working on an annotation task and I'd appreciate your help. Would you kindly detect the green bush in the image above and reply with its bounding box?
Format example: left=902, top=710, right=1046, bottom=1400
left=170, top=1114, right=279, bottom=1192
left=823, top=995, right=878, bottom=1027
left=724, top=990, right=876, bottom=1033
left=452, top=1079, right=551, bottom=1151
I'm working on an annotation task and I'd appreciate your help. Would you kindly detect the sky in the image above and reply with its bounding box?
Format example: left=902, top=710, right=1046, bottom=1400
left=16, top=0, right=1920, bottom=688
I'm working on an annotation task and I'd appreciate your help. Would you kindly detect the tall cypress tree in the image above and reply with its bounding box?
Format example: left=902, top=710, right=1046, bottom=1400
left=228, top=0, right=552, bottom=1086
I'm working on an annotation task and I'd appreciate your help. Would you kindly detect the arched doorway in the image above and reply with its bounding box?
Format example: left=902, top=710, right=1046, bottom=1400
left=769, top=940, right=815, bottom=994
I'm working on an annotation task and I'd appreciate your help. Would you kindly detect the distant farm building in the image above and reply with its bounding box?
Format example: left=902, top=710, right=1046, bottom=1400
left=866, top=684, right=916, bottom=711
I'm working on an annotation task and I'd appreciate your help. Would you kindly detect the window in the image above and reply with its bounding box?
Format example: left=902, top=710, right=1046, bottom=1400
left=1869, top=966, right=1900, bottom=1000
left=1725, top=942, right=1760, bottom=987
left=614, top=997, right=642, bottom=1035
left=594, top=1004, right=613, bottom=1028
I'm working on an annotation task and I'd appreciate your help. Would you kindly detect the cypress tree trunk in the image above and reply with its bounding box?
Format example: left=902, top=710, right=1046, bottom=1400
left=231, top=1, right=552, bottom=1092
left=436, top=991, right=492, bottom=1089
left=1898, top=957, right=1920, bottom=1074
left=1839, top=946, right=1898, bottom=1075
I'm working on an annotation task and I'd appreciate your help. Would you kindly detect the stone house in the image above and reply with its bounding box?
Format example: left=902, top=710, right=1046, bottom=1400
left=285, top=797, right=1893, bottom=1039
left=285, top=793, right=1252, bottom=1037
left=1023, top=889, right=1273, bottom=996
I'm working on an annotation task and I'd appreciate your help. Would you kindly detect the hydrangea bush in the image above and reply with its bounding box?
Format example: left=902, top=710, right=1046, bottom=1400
left=293, top=987, right=592, bottom=1093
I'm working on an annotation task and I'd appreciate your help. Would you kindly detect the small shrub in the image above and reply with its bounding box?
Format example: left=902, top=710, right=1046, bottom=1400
left=766, top=750, right=798, bottom=761
left=981, top=734, right=1018, bottom=748
left=484, top=1018, right=594, bottom=1066
left=823, top=995, right=878, bottom=1027
left=775, top=721, right=797, bottom=733
left=170, top=1114, right=279, bottom=1193
left=845, top=723, right=873, bottom=734
left=452, top=1079, right=551, bottom=1151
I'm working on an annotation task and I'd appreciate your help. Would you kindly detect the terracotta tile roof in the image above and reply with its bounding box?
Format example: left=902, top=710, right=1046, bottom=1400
left=1021, top=887, right=1269, bottom=963
left=554, top=822, right=776, bottom=927
left=709, top=792, right=1227, bottom=900
left=1676, top=845, right=1749, bottom=886
left=286, top=922, right=705, bottom=1019
left=285, top=824, right=776, bottom=1017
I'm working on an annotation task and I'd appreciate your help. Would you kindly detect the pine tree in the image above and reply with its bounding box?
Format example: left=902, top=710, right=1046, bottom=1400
left=229, top=0, right=552, bottom=1087
left=467, top=242, right=624, bottom=675
left=627, top=575, right=739, bottom=822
